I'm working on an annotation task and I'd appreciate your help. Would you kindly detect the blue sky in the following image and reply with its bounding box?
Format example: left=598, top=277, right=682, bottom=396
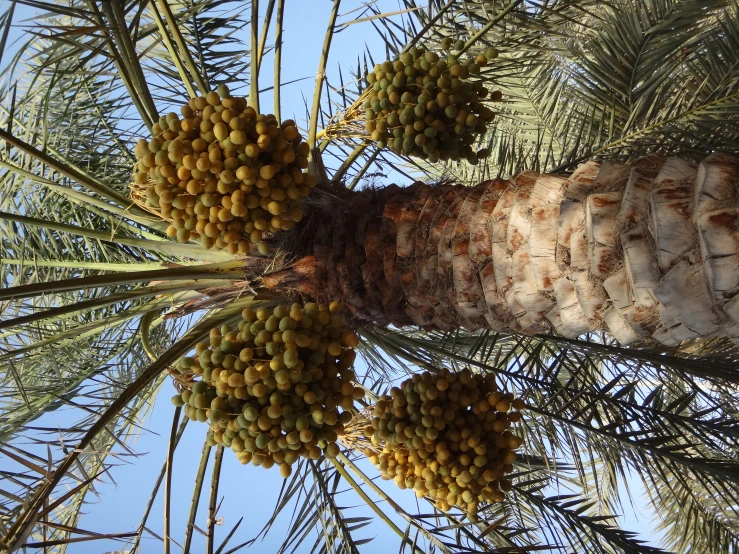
left=0, top=1, right=668, bottom=552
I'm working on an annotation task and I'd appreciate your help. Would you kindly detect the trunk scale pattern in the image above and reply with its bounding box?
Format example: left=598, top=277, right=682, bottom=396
left=268, top=154, right=739, bottom=346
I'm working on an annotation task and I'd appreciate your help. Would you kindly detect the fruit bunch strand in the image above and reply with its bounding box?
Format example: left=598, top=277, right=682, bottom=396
left=132, top=85, right=317, bottom=253
left=364, top=368, right=524, bottom=517
left=172, top=301, right=364, bottom=477
left=364, top=44, right=501, bottom=163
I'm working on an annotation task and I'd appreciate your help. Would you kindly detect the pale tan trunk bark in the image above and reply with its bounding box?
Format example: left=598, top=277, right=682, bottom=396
left=267, top=153, right=739, bottom=345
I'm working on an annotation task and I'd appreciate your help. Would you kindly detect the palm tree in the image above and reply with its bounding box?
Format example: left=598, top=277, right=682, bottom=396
left=1, top=0, right=738, bottom=553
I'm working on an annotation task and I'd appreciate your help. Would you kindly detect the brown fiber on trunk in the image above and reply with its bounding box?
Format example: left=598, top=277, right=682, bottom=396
left=451, top=183, right=489, bottom=320
left=396, top=186, right=436, bottom=326
left=437, top=185, right=486, bottom=330
left=383, top=185, right=421, bottom=322
left=424, top=186, right=465, bottom=330
left=266, top=154, right=739, bottom=345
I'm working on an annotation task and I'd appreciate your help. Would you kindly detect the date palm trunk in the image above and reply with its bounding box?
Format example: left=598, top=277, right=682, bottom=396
left=265, top=153, right=739, bottom=346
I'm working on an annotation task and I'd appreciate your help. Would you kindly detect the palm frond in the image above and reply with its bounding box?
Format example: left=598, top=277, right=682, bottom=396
left=1, top=299, right=254, bottom=550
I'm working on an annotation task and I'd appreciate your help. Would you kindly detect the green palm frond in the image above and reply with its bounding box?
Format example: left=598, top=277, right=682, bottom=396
left=510, top=483, right=668, bottom=554
left=2, top=298, right=258, bottom=550
left=0, top=368, right=169, bottom=550
left=639, top=455, right=739, bottom=553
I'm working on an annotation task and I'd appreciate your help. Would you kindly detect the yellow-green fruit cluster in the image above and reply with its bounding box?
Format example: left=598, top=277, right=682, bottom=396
left=171, top=301, right=364, bottom=477
left=364, top=45, right=501, bottom=164
left=364, top=368, right=524, bottom=517
left=132, top=84, right=317, bottom=254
